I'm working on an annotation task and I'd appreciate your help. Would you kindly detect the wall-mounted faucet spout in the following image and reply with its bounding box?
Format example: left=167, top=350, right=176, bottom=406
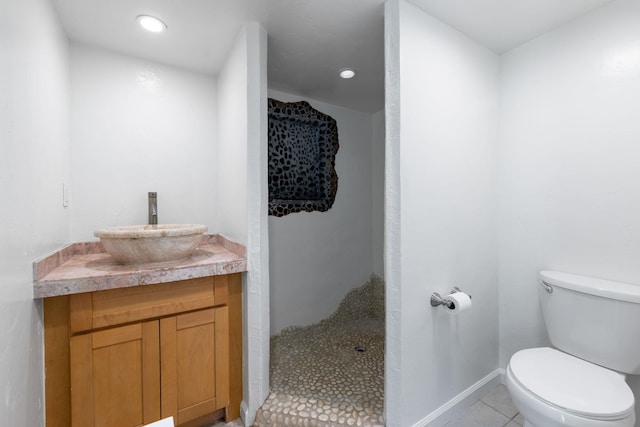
left=148, top=192, right=158, bottom=225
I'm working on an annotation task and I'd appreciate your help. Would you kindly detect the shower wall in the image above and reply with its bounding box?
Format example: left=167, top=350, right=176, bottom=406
left=221, top=23, right=271, bottom=424
left=372, top=110, right=385, bottom=278
left=268, top=89, right=380, bottom=334
left=385, top=1, right=500, bottom=425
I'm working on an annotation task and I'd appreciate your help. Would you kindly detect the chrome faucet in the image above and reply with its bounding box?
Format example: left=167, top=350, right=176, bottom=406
left=148, top=192, right=158, bottom=225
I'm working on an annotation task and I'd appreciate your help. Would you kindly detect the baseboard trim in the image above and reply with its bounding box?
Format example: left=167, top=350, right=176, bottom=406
left=240, top=401, right=250, bottom=427
left=412, top=368, right=505, bottom=427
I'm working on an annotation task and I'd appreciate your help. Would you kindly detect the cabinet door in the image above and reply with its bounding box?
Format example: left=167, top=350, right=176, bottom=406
left=160, top=307, right=229, bottom=426
left=70, top=321, right=161, bottom=427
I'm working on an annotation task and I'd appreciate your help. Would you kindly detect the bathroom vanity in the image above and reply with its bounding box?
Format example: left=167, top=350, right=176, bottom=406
left=33, top=235, right=246, bottom=427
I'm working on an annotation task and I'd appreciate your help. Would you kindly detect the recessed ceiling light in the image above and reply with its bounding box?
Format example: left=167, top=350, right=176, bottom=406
left=137, top=15, right=167, bottom=33
left=339, top=68, right=356, bottom=79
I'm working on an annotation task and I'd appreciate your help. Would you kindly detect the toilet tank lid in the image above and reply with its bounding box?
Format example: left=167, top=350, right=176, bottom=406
left=540, top=271, right=640, bottom=303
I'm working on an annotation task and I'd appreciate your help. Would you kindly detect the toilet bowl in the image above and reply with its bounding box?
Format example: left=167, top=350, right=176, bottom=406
left=505, top=348, right=635, bottom=427
left=507, top=271, right=640, bottom=427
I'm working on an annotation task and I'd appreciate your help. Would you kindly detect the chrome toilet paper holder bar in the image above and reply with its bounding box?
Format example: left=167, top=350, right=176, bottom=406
left=431, top=287, right=471, bottom=309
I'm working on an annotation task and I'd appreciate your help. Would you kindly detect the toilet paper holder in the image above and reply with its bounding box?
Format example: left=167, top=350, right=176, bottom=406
left=431, top=287, right=471, bottom=309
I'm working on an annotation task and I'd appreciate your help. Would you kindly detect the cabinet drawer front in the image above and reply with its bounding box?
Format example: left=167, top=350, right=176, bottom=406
left=69, top=275, right=233, bottom=333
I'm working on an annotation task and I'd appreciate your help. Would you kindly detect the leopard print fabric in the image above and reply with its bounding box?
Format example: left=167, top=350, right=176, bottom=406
left=268, top=98, right=339, bottom=217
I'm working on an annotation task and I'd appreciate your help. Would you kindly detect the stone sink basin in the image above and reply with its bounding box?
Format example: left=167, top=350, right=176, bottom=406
left=94, top=224, right=208, bottom=265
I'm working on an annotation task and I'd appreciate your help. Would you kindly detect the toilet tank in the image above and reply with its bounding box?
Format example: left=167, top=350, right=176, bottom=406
left=539, top=270, right=640, bottom=374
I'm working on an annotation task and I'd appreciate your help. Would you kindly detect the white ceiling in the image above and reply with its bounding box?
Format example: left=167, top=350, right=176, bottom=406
left=52, top=0, right=616, bottom=114
left=409, top=0, right=616, bottom=53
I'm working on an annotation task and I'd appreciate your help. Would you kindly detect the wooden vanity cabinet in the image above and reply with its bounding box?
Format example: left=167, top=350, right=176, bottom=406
left=44, top=273, right=242, bottom=427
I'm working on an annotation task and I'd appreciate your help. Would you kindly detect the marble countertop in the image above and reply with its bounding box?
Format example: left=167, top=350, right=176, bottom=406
left=33, top=234, right=246, bottom=298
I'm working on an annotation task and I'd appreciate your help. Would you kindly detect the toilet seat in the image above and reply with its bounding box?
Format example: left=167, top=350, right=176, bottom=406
left=509, top=347, right=634, bottom=420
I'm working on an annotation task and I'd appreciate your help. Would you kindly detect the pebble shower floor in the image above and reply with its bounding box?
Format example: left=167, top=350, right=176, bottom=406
left=254, top=275, right=385, bottom=427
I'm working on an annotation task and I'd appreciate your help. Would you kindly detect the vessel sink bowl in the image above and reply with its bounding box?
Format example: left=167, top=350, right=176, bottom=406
left=94, top=224, right=208, bottom=265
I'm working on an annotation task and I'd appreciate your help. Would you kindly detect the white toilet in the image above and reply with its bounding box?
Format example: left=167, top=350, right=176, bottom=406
left=505, top=270, right=640, bottom=427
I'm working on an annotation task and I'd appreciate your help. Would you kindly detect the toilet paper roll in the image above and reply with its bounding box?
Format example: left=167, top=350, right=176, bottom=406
left=444, top=292, right=472, bottom=313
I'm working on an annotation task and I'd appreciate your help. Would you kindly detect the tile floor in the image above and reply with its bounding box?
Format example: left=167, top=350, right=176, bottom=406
left=215, top=383, right=523, bottom=427
left=444, top=385, right=524, bottom=427
left=210, top=419, right=244, bottom=427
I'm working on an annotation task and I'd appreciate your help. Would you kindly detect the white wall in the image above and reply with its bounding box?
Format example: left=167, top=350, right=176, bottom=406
left=217, top=30, right=249, bottom=245
left=218, top=23, right=270, bottom=425
left=0, top=0, right=70, bottom=424
left=267, top=89, right=374, bottom=334
left=69, top=44, right=218, bottom=240
left=244, top=23, right=271, bottom=426
left=498, top=0, right=640, bottom=419
left=386, top=1, right=500, bottom=425
left=372, top=110, right=385, bottom=278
